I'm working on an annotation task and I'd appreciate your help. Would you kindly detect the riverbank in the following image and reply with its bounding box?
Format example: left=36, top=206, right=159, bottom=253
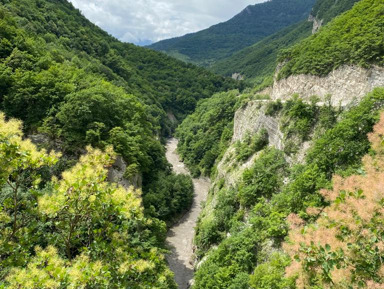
left=165, top=138, right=211, bottom=289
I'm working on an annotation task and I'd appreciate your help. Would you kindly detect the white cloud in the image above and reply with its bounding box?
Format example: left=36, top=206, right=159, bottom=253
left=68, top=0, right=264, bottom=45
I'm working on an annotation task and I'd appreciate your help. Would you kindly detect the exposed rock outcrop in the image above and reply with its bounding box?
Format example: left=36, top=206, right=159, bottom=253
left=107, top=156, right=142, bottom=189
left=232, top=73, right=244, bottom=81
left=233, top=101, right=284, bottom=150
left=271, top=65, right=384, bottom=106
left=215, top=101, right=285, bottom=186
left=308, top=14, right=323, bottom=34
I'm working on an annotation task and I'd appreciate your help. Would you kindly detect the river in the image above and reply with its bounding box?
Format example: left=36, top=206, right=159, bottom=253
left=165, top=138, right=211, bottom=289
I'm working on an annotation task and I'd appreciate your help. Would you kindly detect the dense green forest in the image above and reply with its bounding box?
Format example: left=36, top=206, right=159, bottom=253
left=0, top=0, right=241, bottom=223
left=211, top=0, right=361, bottom=84
left=0, top=0, right=240, bottom=287
left=278, top=0, right=384, bottom=78
left=0, top=0, right=239, bottom=130
left=149, top=0, right=315, bottom=66
left=211, top=21, right=313, bottom=85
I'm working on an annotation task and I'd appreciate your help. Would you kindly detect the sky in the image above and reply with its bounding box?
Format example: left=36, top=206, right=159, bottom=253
left=68, top=0, right=263, bottom=45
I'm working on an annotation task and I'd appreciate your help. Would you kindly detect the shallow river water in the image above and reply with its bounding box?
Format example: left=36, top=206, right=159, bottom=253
left=165, top=138, right=210, bottom=289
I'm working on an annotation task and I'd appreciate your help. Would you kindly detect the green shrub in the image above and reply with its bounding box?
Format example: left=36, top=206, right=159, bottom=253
left=239, top=148, right=287, bottom=207
left=235, top=129, right=269, bottom=162
left=249, top=253, right=295, bottom=289
left=265, top=99, right=283, bottom=116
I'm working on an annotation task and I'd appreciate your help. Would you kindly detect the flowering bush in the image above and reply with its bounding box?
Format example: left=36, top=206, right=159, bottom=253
left=284, top=112, right=384, bottom=288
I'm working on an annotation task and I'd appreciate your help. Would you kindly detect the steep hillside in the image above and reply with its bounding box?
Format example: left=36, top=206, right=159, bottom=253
left=211, top=0, right=360, bottom=84
left=278, top=0, right=384, bottom=79
left=149, top=0, right=315, bottom=66
left=1, top=0, right=238, bottom=130
left=175, top=0, right=384, bottom=288
left=211, top=20, right=313, bottom=85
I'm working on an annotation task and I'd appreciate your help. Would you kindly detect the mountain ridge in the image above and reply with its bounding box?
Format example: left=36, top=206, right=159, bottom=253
left=211, top=0, right=361, bottom=84
left=149, top=0, right=316, bottom=66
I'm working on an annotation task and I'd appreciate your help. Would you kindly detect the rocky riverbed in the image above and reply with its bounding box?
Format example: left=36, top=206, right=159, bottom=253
left=165, top=138, right=210, bottom=289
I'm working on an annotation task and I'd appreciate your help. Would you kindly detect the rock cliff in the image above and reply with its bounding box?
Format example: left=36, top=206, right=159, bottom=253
left=271, top=65, right=384, bottom=106
left=308, top=14, right=323, bottom=34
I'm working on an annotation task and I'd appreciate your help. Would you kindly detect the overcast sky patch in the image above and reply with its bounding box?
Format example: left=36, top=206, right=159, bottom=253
left=68, top=0, right=263, bottom=45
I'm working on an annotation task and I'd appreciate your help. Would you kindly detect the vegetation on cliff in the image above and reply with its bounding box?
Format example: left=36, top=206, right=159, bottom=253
left=278, top=0, right=384, bottom=79
left=211, top=0, right=362, bottom=84
left=192, top=86, right=384, bottom=289
left=285, top=112, right=384, bottom=288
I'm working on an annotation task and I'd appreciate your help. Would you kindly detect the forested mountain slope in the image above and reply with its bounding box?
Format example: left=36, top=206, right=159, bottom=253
left=277, top=0, right=384, bottom=78
left=211, top=20, right=313, bottom=85
left=175, top=0, right=384, bottom=288
left=211, top=0, right=361, bottom=84
left=0, top=0, right=240, bottom=223
left=0, top=0, right=240, bottom=287
left=149, top=0, right=315, bottom=66
left=0, top=0, right=238, bottom=130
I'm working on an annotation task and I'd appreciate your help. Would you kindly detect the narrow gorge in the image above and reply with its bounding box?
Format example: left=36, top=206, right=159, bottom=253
left=165, top=138, right=211, bottom=289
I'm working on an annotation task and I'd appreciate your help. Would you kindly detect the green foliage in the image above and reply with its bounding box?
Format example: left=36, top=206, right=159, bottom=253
left=265, top=99, right=283, bottom=116
left=149, top=0, right=315, bottom=66
left=283, top=88, right=384, bottom=213
left=0, top=113, right=60, bottom=277
left=249, top=253, right=295, bottom=289
left=311, top=0, right=360, bottom=23
left=212, top=21, right=313, bottom=84
left=143, top=172, right=194, bottom=222
left=281, top=96, right=317, bottom=141
left=176, top=90, right=240, bottom=177
left=239, top=148, right=287, bottom=207
left=235, top=129, right=269, bottom=162
left=278, top=0, right=384, bottom=79
left=194, top=228, right=261, bottom=289
left=0, top=116, right=176, bottom=288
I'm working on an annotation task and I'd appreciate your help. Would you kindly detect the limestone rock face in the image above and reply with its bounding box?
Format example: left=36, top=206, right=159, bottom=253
left=308, top=14, right=323, bottom=34
left=232, top=73, right=244, bottom=81
left=215, top=101, right=285, bottom=186
left=108, top=156, right=142, bottom=189
left=233, top=101, right=284, bottom=150
left=271, top=65, right=384, bottom=106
